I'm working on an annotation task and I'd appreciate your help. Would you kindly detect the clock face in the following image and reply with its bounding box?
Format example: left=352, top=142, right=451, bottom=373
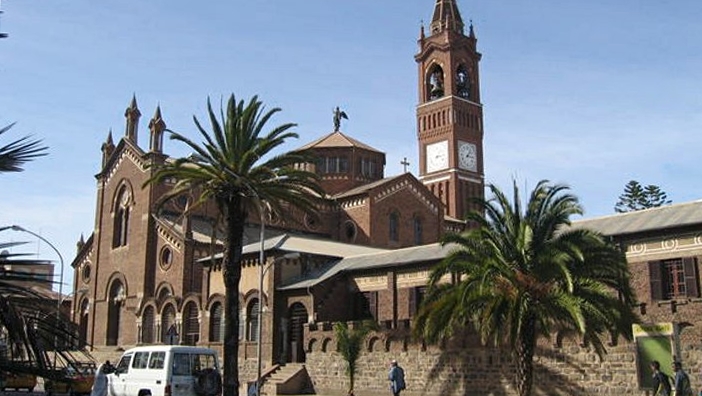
left=458, top=141, right=477, bottom=171
left=426, top=141, right=449, bottom=173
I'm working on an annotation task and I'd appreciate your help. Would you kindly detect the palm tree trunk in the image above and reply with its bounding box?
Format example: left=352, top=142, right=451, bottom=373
left=222, top=201, right=246, bottom=396
left=516, top=318, right=536, bottom=396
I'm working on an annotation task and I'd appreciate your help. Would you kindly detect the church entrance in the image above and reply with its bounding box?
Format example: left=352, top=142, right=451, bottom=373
left=287, top=303, right=307, bottom=363
left=106, top=281, right=124, bottom=346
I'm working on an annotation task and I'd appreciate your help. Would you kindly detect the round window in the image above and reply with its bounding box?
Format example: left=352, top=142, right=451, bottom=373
left=159, top=246, right=173, bottom=270
left=82, top=264, right=91, bottom=283
left=344, top=221, right=357, bottom=242
left=304, top=213, right=320, bottom=231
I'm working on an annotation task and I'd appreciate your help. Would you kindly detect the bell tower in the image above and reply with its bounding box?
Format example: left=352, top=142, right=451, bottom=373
left=416, top=0, right=484, bottom=220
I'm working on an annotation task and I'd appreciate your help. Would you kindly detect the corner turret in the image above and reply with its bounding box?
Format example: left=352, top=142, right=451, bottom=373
left=148, top=105, right=166, bottom=153
left=124, top=95, right=141, bottom=144
left=101, top=130, right=115, bottom=168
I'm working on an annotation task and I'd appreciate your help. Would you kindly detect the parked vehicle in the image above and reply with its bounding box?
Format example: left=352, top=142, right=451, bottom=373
left=45, top=362, right=97, bottom=396
left=107, top=346, right=221, bottom=396
left=1, top=372, right=36, bottom=392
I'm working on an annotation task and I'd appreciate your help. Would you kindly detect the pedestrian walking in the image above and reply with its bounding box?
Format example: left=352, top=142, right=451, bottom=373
left=388, top=359, right=405, bottom=396
left=90, top=360, right=112, bottom=396
left=651, top=360, right=671, bottom=396
left=673, top=361, right=693, bottom=396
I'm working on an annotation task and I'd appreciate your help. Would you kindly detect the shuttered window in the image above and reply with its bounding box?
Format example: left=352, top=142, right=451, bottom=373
left=246, top=299, right=259, bottom=342
left=649, top=257, right=700, bottom=300
left=409, top=286, right=426, bottom=318
left=209, top=302, right=224, bottom=343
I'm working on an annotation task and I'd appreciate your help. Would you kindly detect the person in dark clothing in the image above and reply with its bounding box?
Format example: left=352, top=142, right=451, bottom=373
left=388, top=359, right=405, bottom=396
left=651, top=360, right=671, bottom=396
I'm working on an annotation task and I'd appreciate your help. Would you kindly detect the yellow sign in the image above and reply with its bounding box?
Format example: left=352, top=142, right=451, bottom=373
left=632, top=322, right=674, bottom=337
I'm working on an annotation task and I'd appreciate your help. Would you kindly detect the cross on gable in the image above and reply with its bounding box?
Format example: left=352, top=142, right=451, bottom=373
left=401, top=157, right=410, bottom=173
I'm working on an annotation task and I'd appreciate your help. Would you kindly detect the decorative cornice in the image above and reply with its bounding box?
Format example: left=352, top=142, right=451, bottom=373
left=626, top=232, right=702, bottom=259
left=105, top=145, right=148, bottom=185
left=156, top=223, right=183, bottom=253
left=374, top=178, right=439, bottom=214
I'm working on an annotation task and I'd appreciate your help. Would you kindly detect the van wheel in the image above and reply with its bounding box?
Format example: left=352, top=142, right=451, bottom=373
left=138, top=390, right=152, bottom=396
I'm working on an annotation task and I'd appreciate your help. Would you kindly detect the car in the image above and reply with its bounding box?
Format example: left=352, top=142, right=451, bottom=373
left=44, top=362, right=96, bottom=396
left=1, top=372, right=37, bottom=392
left=108, top=345, right=221, bottom=396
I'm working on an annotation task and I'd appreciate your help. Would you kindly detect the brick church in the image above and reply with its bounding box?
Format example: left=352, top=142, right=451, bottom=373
left=70, top=0, right=483, bottom=369
left=68, top=1, right=702, bottom=395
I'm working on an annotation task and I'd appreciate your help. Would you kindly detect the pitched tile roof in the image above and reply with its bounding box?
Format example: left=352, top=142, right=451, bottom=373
left=297, top=131, right=383, bottom=153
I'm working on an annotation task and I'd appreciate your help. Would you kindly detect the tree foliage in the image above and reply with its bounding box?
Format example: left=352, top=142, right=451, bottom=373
left=333, top=321, right=377, bottom=393
left=413, top=180, right=638, bottom=396
left=1, top=126, right=90, bottom=378
left=615, top=180, right=671, bottom=213
left=145, top=94, right=323, bottom=396
left=0, top=123, right=47, bottom=173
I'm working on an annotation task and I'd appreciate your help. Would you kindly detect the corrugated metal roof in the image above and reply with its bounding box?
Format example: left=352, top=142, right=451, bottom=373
left=242, top=234, right=388, bottom=257
left=199, top=233, right=388, bottom=264
left=278, top=242, right=456, bottom=290
left=570, top=200, right=702, bottom=236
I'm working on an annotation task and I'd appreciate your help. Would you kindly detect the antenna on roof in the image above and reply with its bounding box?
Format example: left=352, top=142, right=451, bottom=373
left=0, top=0, right=8, bottom=39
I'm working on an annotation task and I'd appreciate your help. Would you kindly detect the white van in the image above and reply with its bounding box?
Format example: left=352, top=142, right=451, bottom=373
left=107, top=346, right=221, bottom=396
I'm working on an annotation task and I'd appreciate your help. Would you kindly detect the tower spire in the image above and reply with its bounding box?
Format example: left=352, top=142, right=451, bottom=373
left=148, top=105, right=166, bottom=153
left=124, top=94, right=141, bottom=144
left=430, top=0, right=464, bottom=35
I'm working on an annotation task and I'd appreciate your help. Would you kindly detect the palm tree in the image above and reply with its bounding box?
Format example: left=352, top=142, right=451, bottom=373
left=413, top=180, right=638, bottom=396
left=0, top=122, right=47, bottom=173
left=1, top=128, right=89, bottom=378
left=333, top=321, right=376, bottom=394
left=145, top=94, right=323, bottom=396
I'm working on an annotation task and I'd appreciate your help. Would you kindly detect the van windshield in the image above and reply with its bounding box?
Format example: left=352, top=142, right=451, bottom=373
left=172, top=353, right=217, bottom=376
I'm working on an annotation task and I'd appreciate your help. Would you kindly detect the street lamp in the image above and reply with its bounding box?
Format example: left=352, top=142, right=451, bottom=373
left=254, top=214, right=300, bottom=396
left=0, top=225, right=65, bottom=371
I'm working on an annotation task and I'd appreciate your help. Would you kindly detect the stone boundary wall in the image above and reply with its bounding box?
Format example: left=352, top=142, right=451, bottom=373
left=303, top=333, right=702, bottom=396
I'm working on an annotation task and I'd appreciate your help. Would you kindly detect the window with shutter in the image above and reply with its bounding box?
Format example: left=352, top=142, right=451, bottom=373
left=409, top=286, right=426, bottom=318
left=683, top=257, right=700, bottom=298
left=246, top=299, right=260, bottom=342
left=649, top=261, right=663, bottom=301
left=209, top=302, right=223, bottom=342
left=652, top=257, right=700, bottom=300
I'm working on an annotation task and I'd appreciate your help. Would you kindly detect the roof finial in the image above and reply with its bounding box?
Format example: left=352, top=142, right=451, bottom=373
left=333, top=107, right=348, bottom=132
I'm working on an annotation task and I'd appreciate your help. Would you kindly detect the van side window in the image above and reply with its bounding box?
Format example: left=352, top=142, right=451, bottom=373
left=116, top=354, right=132, bottom=374
left=133, top=352, right=149, bottom=369
left=172, top=353, right=190, bottom=376
left=148, top=352, right=165, bottom=369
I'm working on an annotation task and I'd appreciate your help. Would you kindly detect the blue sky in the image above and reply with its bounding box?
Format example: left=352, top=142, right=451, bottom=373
left=2, top=0, right=702, bottom=292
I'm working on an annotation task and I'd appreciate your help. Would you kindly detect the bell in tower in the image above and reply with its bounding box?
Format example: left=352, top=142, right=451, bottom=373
left=416, top=0, right=485, bottom=220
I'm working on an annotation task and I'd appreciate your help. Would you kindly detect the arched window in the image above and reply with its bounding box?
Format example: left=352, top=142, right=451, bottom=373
left=456, top=65, right=471, bottom=99
left=389, top=211, right=399, bottom=242
left=142, top=306, right=155, bottom=344
left=246, top=299, right=260, bottom=342
left=209, top=302, right=224, bottom=343
left=427, top=65, right=445, bottom=101
left=413, top=216, right=423, bottom=245
left=183, top=302, right=199, bottom=346
left=112, top=185, right=131, bottom=248
left=161, top=304, right=176, bottom=344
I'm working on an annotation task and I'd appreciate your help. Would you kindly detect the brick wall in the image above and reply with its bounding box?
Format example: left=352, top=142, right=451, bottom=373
left=303, top=331, right=702, bottom=396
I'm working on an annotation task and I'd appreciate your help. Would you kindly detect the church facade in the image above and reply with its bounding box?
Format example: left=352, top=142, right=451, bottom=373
left=69, top=0, right=484, bottom=374
left=68, top=1, right=702, bottom=395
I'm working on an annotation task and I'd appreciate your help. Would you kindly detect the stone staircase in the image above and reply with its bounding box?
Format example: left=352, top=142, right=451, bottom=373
left=260, top=363, right=313, bottom=395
